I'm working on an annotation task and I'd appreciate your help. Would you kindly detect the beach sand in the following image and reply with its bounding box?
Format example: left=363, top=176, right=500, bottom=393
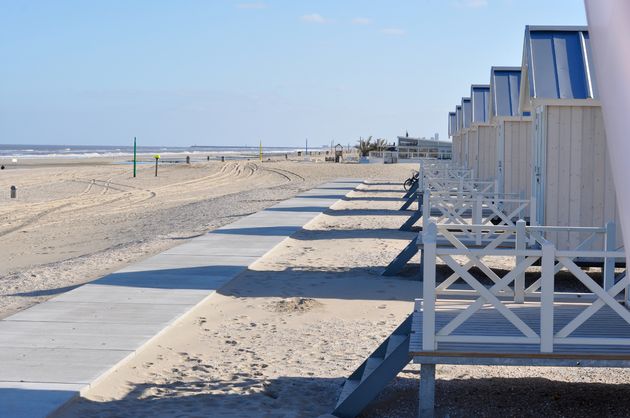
left=0, top=159, right=413, bottom=319
left=56, top=180, right=630, bottom=418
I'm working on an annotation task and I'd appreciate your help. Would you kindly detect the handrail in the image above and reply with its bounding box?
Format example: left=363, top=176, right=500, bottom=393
left=420, top=219, right=629, bottom=354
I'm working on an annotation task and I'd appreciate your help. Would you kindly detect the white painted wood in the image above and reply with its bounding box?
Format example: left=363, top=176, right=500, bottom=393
left=500, top=118, right=532, bottom=200
left=475, top=124, right=496, bottom=182
left=422, top=222, right=437, bottom=351
left=540, top=242, right=555, bottom=353
left=534, top=104, right=623, bottom=250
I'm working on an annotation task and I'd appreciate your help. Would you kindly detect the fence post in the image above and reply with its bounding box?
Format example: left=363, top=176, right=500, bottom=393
left=604, top=221, right=616, bottom=291
left=540, top=241, right=555, bottom=353
left=474, top=194, right=482, bottom=245
left=422, top=190, right=430, bottom=228
left=529, top=196, right=537, bottom=246
left=422, top=221, right=437, bottom=351
left=494, top=179, right=499, bottom=203
left=515, top=219, right=526, bottom=303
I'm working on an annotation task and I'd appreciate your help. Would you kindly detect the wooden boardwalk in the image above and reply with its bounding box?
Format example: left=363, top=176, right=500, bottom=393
left=0, top=179, right=363, bottom=418
left=410, top=298, right=630, bottom=362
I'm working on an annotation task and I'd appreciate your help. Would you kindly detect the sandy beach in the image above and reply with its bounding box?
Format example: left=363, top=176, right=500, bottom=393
left=0, top=159, right=413, bottom=319
left=38, top=177, right=630, bottom=418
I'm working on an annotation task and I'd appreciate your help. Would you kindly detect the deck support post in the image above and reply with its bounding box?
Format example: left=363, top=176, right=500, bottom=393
left=604, top=222, right=616, bottom=291
left=422, top=190, right=430, bottom=228
left=422, top=222, right=437, bottom=351
left=515, top=219, right=527, bottom=303
left=473, top=194, right=482, bottom=245
left=540, top=241, right=555, bottom=353
left=419, top=363, right=436, bottom=418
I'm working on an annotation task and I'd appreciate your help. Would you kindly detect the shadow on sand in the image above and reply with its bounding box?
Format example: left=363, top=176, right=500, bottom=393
left=55, top=374, right=630, bottom=417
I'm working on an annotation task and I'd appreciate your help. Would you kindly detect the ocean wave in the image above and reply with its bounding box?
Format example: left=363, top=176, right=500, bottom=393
left=0, top=148, right=311, bottom=159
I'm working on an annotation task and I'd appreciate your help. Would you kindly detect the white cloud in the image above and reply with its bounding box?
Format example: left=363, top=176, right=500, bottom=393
left=301, top=13, right=330, bottom=24
left=381, top=27, right=405, bottom=36
left=237, top=2, right=268, bottom=9
left=456, top=0, right=488, bottom=8
left=351, top=17, right=372, bottom=25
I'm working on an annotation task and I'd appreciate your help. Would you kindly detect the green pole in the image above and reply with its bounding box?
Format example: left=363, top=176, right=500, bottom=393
left=133, top=137, right=137, bottom=178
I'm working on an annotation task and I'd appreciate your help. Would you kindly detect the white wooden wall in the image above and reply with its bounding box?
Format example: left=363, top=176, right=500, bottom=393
left=466, top=128, right=479, bottom=176
left=501, top=119, right=532, bottom=199
left=537, top=105, right=622, bottom=249
left=454, top=133, right=465, bottom=166
left=476, top=125, right=496, bottom=182
left=455, top=134, right=462, bottom=165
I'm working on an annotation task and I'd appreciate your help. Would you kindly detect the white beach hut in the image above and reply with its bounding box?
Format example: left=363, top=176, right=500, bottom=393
left=520, top=25, right=621, bottom=248
left=489, top=66, right=533, bottom=198
left=461, top=97, right=473, bottom=171
left=452, top=105, right=464, bottom=165
left=448, top=111, right=457, bottom=162
left=469, top=85, right=495, bottom=181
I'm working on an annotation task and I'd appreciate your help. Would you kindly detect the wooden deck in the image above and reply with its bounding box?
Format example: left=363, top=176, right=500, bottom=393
left=410, top=298, right=630, bottom=363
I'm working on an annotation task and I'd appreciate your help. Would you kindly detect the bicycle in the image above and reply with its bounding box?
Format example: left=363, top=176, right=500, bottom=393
left=403, top=170, right=419, bottom=191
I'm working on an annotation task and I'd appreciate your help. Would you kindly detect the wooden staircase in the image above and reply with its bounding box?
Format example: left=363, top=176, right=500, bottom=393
left=332, top=314, right=413, bottom=418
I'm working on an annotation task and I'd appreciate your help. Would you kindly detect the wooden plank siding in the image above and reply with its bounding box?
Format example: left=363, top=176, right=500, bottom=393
left=467, top=129, right=479, bottom=176
left=476, top=125, right=496, bottom=182
left=541, top=105, right=622, bottom=250
left=502, top=119, right=532, bottom=200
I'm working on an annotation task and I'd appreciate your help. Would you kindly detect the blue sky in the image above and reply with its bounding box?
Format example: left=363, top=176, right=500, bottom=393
left=0, top=0, right=586, bottom=147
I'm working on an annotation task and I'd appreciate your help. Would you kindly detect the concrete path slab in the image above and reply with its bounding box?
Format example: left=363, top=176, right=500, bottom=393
left=54, top=284, right=210, bottom=305
left=1, top=383, right=83, bottom=418
left=95, top=271, right=235, bottom=290
left=7, top=301, right=194, bottom=325
left=0, top=321, right=159, bottom=350
left=0, top=179, right=363, bottom=417
left=0, top=346, right=134, bottom=384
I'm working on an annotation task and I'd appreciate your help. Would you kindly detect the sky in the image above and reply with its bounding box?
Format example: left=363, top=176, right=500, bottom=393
left=0, top=0, right=587, bottom=147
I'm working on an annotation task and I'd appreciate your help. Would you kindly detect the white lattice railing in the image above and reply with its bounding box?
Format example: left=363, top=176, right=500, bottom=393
left=420, top=221, right=627, bottom=353
left=420, top=190, right=532, bottom=245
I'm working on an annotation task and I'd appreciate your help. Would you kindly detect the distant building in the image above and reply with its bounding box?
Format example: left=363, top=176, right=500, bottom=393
left=396, top=136, right=452, bottom=159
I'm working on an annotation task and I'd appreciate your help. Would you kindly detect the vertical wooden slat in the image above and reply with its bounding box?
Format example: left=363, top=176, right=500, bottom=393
left=505, top=122, right=513, bottom=194
left=600, top=105, right=618, bottom=244
left=593, top=107, right=606, bottom=241
left=515, top=220, right=526, bottom=303
left=557, top=106, right=572, bottom=247
left=546, top=107, right=560, bottom=243
left=422, top=222, right=437, bottom=351
left=569, top=106, right=583, bottom=249
left=524, top=121, right=533, bottom=200
left=581, top=106, right=596, bottom=246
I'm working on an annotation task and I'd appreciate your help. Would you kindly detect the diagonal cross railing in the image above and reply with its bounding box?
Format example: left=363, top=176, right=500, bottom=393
left=421, top=220, right=628, bottom=354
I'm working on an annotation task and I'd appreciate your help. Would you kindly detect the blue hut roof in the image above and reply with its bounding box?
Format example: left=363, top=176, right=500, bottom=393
left=471, top=85, right=490, bottom=123
left=490, top=66, right=522, bottom=118
left=461, top=98, right=472, bottom=129
left=521, top=25, right=597, bottom=111
left=448, top=112, right=457, bottom=137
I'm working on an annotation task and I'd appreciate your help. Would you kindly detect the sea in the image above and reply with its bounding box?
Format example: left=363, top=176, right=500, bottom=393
left=0, top=144, right=308, bottom=159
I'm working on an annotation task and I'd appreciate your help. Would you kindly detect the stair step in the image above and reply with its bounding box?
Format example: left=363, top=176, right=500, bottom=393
left=361, top=356, right=384, bottom=382
left=336, top=378, right=361, bottom=406
left=385, top=334, right=408, bottom=357
left=332, top=314, right=413, bottom=418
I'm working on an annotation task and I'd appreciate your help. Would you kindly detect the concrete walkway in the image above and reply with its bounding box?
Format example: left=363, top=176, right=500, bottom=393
left=0, top=179, right=362, bottom=418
